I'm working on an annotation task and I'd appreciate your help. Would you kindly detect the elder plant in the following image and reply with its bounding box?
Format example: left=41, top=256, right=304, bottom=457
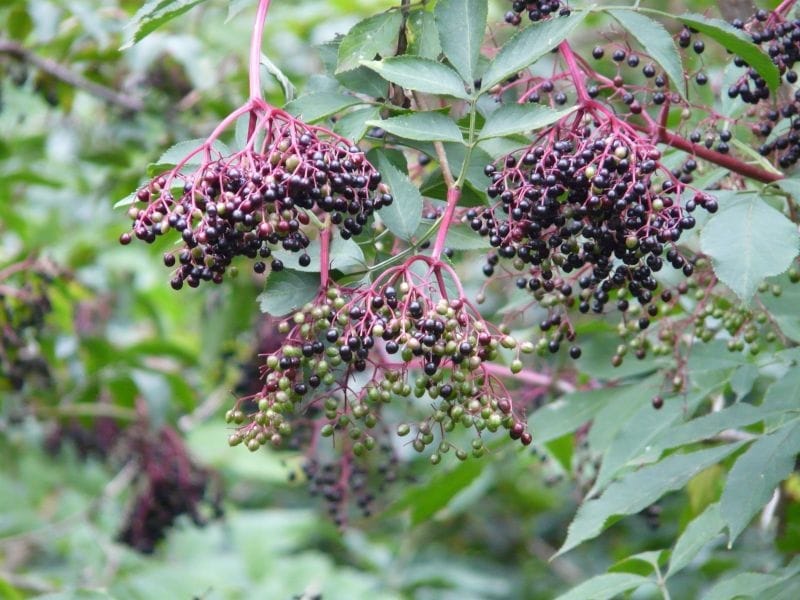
left=120, top=0, right=800, bottom=595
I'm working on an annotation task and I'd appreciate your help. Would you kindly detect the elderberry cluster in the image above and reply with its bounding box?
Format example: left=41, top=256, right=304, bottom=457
left=121, top=115, right=391, bottom=289
left=505, top=1, right=569, bottom=25
left=722, top=9, right=800, bottom=167
left=473, top=116, right=716, bottom=352
left=227, top=267, right=532, bottom=463
left=118, top=426, right=221, bottom=553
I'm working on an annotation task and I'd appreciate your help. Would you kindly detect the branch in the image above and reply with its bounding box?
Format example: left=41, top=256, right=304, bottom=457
left=637, top=122, right=783, bottom=184
left=0, top=39, right=143, bottom=112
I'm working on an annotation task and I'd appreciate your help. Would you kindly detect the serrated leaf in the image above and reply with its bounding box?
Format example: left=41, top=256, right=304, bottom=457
left=155, top=138, right=231, bottom=168
left=334, top=107, right=381, bottom=142
left=367, top=112, right=463, bottom=143
left=556, top=442, right=746, bottom=557
left=434, top=0, right=486, bottom=86
left=481, top=12, right=586, bottom=90
left=336, top=11, right=404, bottom=74
left=478, top=104, right=575, bottom=141
left=372, top=152, right=422, bottom=241
left=589, top=382, right=717, bottom=496
left=700, top=193, right=798, bottom=302
left=257, top=269, right=319, bottom=316
left=285, top=93, right=362, bottom=123
left=667, top=503, right=724, bottom=578
left=720, top=419, right=800, bottom=545
left=122, top=0, right=208, bottom=49
left=672, top=12, right=781, bottom=92
left=554, top=573, right=650, bottom=600
left=406, top=10, right=441, bottom=60
left=261, top=53, right=295, bottom=102
left=361, top=57, right=469, bottom=99
left=702, top=557, right=800, bottom=600
left=610, top=10, right=686, bottom=100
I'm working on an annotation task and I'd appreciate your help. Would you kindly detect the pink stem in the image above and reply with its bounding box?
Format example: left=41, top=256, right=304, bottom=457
left=249, top=0, right=272, bottom=102
left=559, top=41, right=590, bottom=106
left=431, top=186, right=461, bottom=261
left=320, top=226, right=331, bottom=287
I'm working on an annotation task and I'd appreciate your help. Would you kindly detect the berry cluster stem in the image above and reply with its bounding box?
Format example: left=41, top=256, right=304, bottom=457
left=431, top=186, right=461, bottom=261
left=249, top=0, right=272, bottom=102
left=559, top=41, right=590, bottom=106
left=320, top=218, right=332, bottom=287
left=647, top=124, right=782, bottom=184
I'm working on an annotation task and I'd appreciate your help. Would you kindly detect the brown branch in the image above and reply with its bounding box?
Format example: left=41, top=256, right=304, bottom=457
left=0, top=39, right=143, bottom=112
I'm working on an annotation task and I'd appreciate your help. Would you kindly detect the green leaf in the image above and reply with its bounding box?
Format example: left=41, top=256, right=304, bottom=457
left=643, top=401, right=787, bottom=464
left=434, top=0, right=487, bottom=86
left=273, top=236, right=365, bottom=274
left=406, top=10, right=441, bottom=60
left=674, top=13, right=781, bottom=93
left=556, top=442, right=746, bottom=556
left=554, top=573, right=650, bottom=600
left=334, top=107, right=382, bottom=143
left=703, top=557, right=800, bottom=600
left=367, top=112, right=463, bottom=143
left=336, top=11, right=404, bottom=74
left=481, top=12, right=586, bottom=90
left=261, top=52, right=295, bottom=102
left=373, top=152, right=423, bottom=241
left=361, top=57, right=469, bottom=99
left=390, top=458, right=484, bottom=525
left=530, top=384, right=624, bottom=446
left=610, top=10, right=686, bottom=100
left=257, top=269, right=319, bottom=316
left=667, top=503, right=724, bottom=578
left=700, top=193, right=798, bottom=302
left=154, top=138, right=230, bottom=168
left=285, top=93, right=362, bottom=123
left=589, top=382, right=717, bottom=496
left=776, top=175, right=800, bottom=202
left=444, top=224, right=491, bottom=250
left=121, top=0, right=208, bottom=49
left=720, top=419, right=800, bottom=545
left=478, top=104, right=575, bottom=141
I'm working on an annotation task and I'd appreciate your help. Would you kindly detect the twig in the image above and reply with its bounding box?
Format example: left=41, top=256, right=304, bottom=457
left=0, top=39, right=143, bottom=112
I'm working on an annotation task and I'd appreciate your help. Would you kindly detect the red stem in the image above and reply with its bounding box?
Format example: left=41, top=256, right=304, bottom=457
left=320, top=225, right=331, bottom=287
left=431, top=186, right=461, bottom=261
left=249, top=0, right=272, bottom=102
left=559, top=41, right=590, bottom=105
left=645, top=124, right=782, bottom=184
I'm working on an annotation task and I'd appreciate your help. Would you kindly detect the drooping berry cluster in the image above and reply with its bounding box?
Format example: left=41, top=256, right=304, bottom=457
left=225, top=259, right=537, bottom=521
left=228, top=258, right=533, bottom=454
left=505, top=0, right=569, bottom=25
left=472, top=110, right=716, bottom=352
left=121, top=110, right=391, bottom=289
left=118, top=425, right=221, bottom=553
left=0, top=258, right=57, bottom=391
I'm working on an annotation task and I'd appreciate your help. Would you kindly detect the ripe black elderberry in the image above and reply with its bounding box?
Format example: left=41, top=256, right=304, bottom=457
left=506, top=0, right=568, bottom=24
left=122, top=112, right=391, bottom=288
left=475, top=109, right=714, bottom=352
